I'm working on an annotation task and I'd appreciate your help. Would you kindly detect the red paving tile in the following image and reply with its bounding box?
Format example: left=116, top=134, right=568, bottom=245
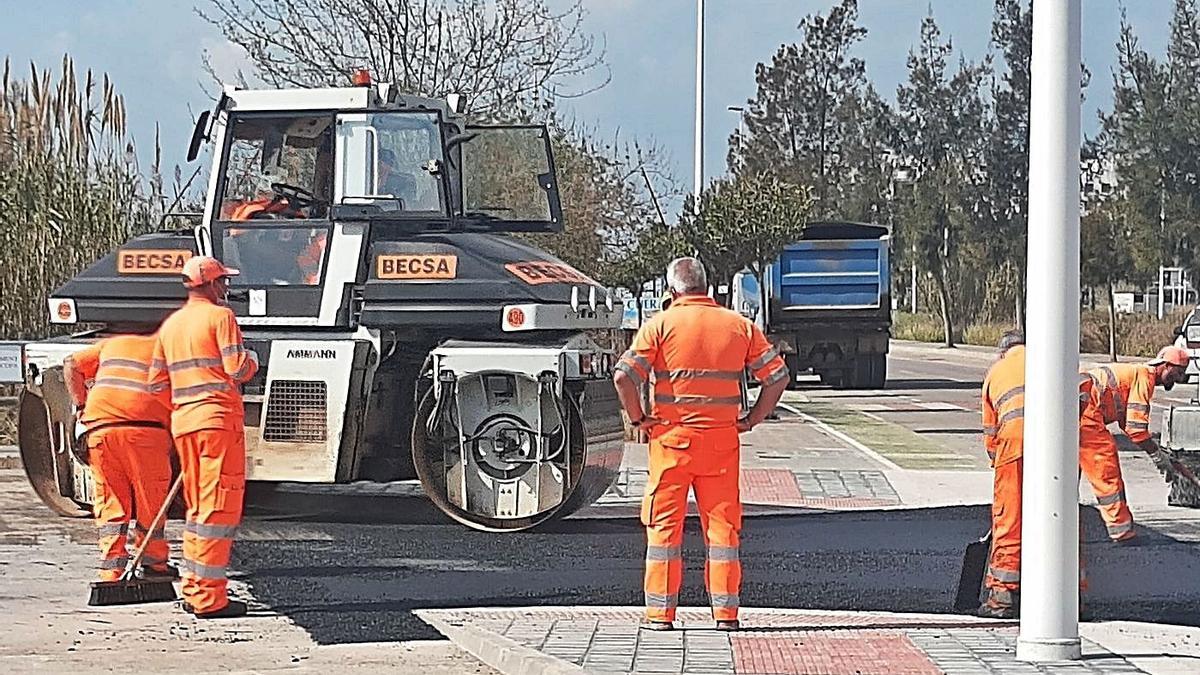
left=732, top=631, right=942, bottom=675
left=741, top=468, right=805, bottom=506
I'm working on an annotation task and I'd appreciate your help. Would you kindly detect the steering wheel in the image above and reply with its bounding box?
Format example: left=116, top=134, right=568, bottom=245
left=270, top=182, right=317, bottom=209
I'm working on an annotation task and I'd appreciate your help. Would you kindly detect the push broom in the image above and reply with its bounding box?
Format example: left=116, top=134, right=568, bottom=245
left=88, top=474, right=183, bottom=606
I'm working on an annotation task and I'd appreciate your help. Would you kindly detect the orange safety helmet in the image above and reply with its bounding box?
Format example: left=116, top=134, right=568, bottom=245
left=181, top=256, right=240, bottom=288
left=1150, top=345, right=1190, bottom=368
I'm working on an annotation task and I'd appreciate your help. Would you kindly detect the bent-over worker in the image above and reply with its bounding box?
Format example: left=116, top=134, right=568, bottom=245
left=1080, top=346, right=1188, bottom=542
left=613, top=257, right=789, bottom=632
left=64, top=333, right=175, bottom=582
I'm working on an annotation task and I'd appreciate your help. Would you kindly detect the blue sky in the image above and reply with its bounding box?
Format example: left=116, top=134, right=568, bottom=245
left=0, top=1, right=1176, bottom=193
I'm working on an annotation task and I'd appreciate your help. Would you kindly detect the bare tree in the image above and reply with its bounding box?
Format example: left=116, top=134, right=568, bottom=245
left=198, top=0, right=609, bottom=116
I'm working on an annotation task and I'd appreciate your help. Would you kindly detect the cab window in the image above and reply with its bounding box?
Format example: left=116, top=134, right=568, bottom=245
left=220, top=115, right=334, bottom=221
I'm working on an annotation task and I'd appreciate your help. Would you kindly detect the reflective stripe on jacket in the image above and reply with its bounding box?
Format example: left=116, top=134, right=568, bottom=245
left=1086, top=363, right=1155, bottom=443
left=981, top=346, right=1026, bottom=466
left=617, top=295, right=787, bottom=429
left=148, top=297, right=258, bottom=435
left=70, top=334, right=172, bottom=429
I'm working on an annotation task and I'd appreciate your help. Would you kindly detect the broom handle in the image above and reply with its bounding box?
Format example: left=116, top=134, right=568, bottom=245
left=122, top=473, right=184, bottom=580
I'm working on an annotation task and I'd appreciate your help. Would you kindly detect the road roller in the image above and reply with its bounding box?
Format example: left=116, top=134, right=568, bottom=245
left=16, top=78, right=625, bottom=531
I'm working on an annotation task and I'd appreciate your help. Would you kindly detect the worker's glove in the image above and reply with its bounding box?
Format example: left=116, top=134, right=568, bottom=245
left=71, top=419, right=90, bottom=465
left=1149, top=449, right=1177, bottom=478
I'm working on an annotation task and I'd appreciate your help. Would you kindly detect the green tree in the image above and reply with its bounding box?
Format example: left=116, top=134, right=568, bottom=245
left=978, top=0, right=1032, bottom=331
left=676, top=174, right=813, bottom=307
left=1084, top=154, right=1137, bottom=360
left=730, top=0, right=867, bottom=216
left=1098, top=3, right=1200, bottom=286
left=894, top=12, right=990, bottom=347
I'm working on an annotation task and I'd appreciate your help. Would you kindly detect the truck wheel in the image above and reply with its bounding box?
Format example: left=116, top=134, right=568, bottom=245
left=867, top=354, right=887, bottom=388
left=784, top=354, right=801, bottom=390
left=847, top=355, right=886, bottom=390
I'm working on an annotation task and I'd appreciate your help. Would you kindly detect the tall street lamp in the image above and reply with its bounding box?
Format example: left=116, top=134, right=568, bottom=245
left=694, top=0, right=705, bottom=214
left=728, top=105, right=745, bottom=170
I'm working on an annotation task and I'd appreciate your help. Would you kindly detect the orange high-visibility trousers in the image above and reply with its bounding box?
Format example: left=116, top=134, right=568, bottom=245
left=89, top=427, right=173, bottom=581
left=642, top=426, right=742, bottom=622
left=1079, top=419, right=1134, bottom=541
left=986, top=453, right=1090, bottom=595
left=176, top=428, right=245, bottom=613
left=986, top=454, right=1022, bottom=593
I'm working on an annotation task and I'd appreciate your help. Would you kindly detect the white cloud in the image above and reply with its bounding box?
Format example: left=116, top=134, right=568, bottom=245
left=200, top=37, right=257, bottom=86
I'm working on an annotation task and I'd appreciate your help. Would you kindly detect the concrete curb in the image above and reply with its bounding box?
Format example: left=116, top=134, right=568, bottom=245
left=416, top=610, right=586, bottom=675
left=892, top=339, right=1139, bottom=365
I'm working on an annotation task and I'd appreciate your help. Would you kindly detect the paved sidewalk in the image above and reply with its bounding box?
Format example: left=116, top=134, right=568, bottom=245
left=418, top=606, right=1200, bottom=675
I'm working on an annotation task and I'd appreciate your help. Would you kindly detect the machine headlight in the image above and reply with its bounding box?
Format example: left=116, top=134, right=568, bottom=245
left=1186, top=324, right=1200, bottom=343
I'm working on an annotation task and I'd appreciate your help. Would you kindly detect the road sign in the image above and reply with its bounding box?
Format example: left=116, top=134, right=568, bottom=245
left=0, top=342, right=23, bottom=383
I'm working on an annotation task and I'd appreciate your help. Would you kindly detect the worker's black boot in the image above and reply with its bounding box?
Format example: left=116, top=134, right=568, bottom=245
left=640, top=620, right=674, bottom=631
left=977, top=589, right=1017, bottom=619
left=140, top=564, right=180, bottom=581
left=715, top=620, right=740, bottom=631
left=195, top=600, right=248, bottom=619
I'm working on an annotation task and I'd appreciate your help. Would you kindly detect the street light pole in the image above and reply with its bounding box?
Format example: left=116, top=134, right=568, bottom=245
left=694, top=0, right=705, bottom=214
left=1018, top=0, right=1082, bottom=663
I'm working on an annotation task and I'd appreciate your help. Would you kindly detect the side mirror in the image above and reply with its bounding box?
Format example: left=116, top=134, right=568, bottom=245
left=186, top=110, right=211, bottom=162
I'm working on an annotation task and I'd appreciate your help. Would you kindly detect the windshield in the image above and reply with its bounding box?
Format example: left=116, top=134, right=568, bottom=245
left=220, top=225, right=328, bottom=286
left=337, top=111, right=444, bottom=213
left=219, top=114, right=334, bottom=221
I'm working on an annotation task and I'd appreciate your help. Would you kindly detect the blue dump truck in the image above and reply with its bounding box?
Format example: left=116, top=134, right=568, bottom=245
left=763, top=221, right=891, bottom=390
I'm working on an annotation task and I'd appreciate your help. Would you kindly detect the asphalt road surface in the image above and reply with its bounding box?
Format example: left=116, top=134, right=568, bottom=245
left=4, top=342, right=1199, bottom=663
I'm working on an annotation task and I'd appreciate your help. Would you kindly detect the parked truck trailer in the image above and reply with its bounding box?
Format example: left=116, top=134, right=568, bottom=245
left=764, top=222, right=891, bottom=390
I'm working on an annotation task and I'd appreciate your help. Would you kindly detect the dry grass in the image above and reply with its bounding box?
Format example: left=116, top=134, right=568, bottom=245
left=894, top=310, right=1185, bottom=357
left=0, top=56, right=167, bottom=341
left=0, top=399, right=14, bottom=446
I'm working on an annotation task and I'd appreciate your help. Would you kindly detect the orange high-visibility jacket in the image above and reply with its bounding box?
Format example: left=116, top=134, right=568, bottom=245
left=148, top=297, right=258, bottom=436
left=981, top=346, right=1026, bottom=467
left=617, top=295, right=787, bottom=429
left=297, top=232, right=327, bottom=284
left=69, top=335, right=171, bottom=429
left=1086, top=363, right=1156, bottom=443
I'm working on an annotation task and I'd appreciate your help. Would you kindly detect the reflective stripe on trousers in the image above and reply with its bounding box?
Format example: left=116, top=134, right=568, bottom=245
left=1079, top=422, right=1135, bottom=541
left=642, top=427, right=742, bottom=622
left=90, top=426, right=173, bottom=581
left=177, top=428, right=245, bottom=613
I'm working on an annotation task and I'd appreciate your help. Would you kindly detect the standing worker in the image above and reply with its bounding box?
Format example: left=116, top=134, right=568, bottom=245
left=979, top=330, right=1097, bottom=619
left=148, top=256, right=258, bottom=619
left=63, top=333, right=176, bottom=583
left=1080, top=346, right=1187, bottom=543
left=613, top=257, right=789, bottom=631
left=978, top=330, right=1029, bottom=618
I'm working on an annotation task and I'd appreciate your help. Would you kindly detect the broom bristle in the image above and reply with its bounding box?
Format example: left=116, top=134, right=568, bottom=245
left=87, top=578, right=177, bottom=606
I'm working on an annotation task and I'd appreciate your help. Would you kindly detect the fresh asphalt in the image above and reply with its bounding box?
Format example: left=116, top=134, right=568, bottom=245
left=228, top=346, right=1200, bottom=647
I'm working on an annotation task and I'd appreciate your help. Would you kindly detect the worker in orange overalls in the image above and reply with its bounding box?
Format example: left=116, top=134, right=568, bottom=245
left=63, top=334, right=175, bottom=582
left=1080, top=346, right=1187, bottom=543
left=148, top=256, right=258, bottom=619
left=979, top=330, right=1028, bottom=618
left=979, top=330, right=1098, bottom=619
left=613, top=257, right=789, bottom=632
